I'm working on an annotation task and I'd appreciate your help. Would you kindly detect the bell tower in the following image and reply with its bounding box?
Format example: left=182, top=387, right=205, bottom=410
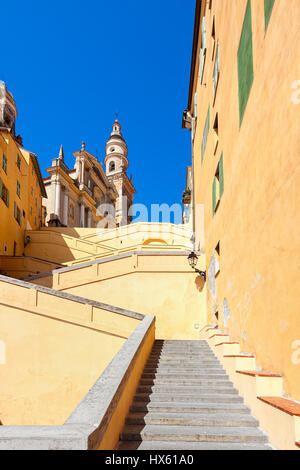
left=0, top=81, right=17, bottom=137
left=104, top=118, right=136, bottom=226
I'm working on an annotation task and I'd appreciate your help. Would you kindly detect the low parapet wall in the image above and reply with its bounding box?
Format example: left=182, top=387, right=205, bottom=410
left=0, top=256, right=64, bottom=279
left=25, top=251, right=207, bottom=340
left=0, top=275, right=142, bottom=425
left=0, top=315, right=155, bottom=450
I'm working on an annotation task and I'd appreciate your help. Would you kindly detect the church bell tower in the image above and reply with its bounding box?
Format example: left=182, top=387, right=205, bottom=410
left=104, top=118, right=136, bottom=226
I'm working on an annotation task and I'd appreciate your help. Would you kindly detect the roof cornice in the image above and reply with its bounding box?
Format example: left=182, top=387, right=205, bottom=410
left=187, top=0, right=202, bottom=110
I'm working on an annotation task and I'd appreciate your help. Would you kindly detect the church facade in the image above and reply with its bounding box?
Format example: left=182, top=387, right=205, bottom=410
left=43, top=119, right=136, bottom=228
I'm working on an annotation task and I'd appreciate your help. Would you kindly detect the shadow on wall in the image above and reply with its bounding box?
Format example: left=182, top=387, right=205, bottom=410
left=195, top=275, right=205, bottom=292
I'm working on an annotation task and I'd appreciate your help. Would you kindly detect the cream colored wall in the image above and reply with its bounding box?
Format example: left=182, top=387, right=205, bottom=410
left=24, top=230, right=112, bottom=264
left=24, top=223, right=193, bottom=266
left=0, top=278, right=140, bottom=425
left=66, top=272, right=206, bottom=340
left=29, top=253, right=207, bottom=340
left=0, top=256, right=63, bottom=279
left=191, top=0, right=300, bottom=402
left=39, top=222, right=193, bottom=250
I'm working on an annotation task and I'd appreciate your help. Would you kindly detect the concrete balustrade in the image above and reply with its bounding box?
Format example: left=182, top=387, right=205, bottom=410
left=0, top=309, right=155, bottom=450
left=0, top=275, right=144, bottom=427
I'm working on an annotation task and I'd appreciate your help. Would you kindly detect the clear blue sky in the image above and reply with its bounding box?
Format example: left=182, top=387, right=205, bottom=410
left=1, top=0, right=195, bottom=215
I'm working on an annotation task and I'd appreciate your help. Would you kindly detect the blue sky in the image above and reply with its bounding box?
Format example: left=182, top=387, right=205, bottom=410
left=1, top=0, right=195, bottom=215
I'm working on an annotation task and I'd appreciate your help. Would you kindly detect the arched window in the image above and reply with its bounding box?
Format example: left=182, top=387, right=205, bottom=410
left=109, top=161, right=115, bottom=172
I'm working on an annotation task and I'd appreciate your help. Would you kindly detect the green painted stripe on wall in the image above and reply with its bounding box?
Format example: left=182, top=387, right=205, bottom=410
left=264, top=0, right=275, bottom=31
left=237, top=0, right=254, bottom=126
left=219, top=153, right=224, bottom=198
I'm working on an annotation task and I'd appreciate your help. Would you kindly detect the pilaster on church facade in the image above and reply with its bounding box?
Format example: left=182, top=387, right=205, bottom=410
left=43, top=119, right=136, bottom=228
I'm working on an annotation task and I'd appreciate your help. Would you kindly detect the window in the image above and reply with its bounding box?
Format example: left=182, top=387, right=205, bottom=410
left=194, top=92, right=198, bottom=119
left=2, top=153, right=7, bottom=174
left=215, top=242, right=220, bottom=276
left=238, top=0, right=254, bottom=126
left=17, top=155, right=21, bottom=170
left=32, top=167, right=34, bottom=176
left=109, top=161, right=115, bottom=172
left=213, top=42, right=220, bottom=102
left=14, top=202, right=22, bottom=226
left=34, top=216, right=37, bottom=226
left=213, top=113, right=219, bottom=154
left=13, top=241, right=17, bottom=257
left=199, top=16, right=207, bottom=83
left=0, top=178, right=9, bottom=207
left=211, top=16, right=216, bottom=59
left=31, top=186, right=33, bottom=196
left=35, top=197, right=37, bottom=207
left=201, top=105, right=210, bottom=163
left=212, top=153, right=224, bottom=215
left=17, top=180, right=21, bottom=198
left=30, top=206, right=33, bottom=216
left=191, top=118, right=196, bottom=142
left=264, top=0, right=275, bottom=31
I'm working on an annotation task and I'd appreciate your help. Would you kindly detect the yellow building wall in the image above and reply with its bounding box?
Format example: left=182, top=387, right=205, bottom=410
left=20, top=148, right=43, bottom=231
left=0, top=132, right=27, bottom=256
left=0, top=278, right=140, bottom=425
left=190, top=0, right=300, bottom=400
left=29, top=253, right=207, bottom=340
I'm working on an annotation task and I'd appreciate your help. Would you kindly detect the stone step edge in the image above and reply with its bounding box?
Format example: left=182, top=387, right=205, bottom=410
left=236, top=370, right=282, bottom=378
left=257, top=396, right=300, bottom=417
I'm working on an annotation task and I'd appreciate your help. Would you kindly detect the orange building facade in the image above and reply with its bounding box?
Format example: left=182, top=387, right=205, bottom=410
left=183, top=0, right=300, bottom=401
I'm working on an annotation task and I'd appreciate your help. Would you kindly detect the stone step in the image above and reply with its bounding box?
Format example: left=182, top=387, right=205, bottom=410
left=154, top=339, right=208, bottom=346
left=150, top=348, right=212, bottom=354
left=153, top=344, right=211, bottom=346
left=143, top=367, right=225, bottom=374
left=133, top=393, right=243, bottom=404
left=136, top=385, right=238, bottom=395
left=148, top=354, right=216, bottom=360
left=130, top=401, right=251, bottom=414
left=116, top=440, right=272, bottom=450
left=146, top=358, right=218, bottom=365
left=126, top=412, right=259, bottom=427
left=139, top=378, right=233, bottom=387
left=142, top=371, right=228, bottom=379
left=120, top=424, right=268, bottom=443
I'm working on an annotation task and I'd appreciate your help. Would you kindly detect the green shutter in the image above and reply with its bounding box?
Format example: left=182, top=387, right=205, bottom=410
left=219, top=153, right=224, bottom=197
left=238, top=0, right=254, bottom=126
left=191, top=118, right=195, bottom=141
left=212, top=177, right=217, bottom=216
left=264, top=0, right=275, bottom=31
left=0, top=177, right=2, bottom=198
left=202, top=16, right=206, bottom=50
left=6, top=189, right=9, bottom=208
left=213, top=43, right=220, bottom=98
left=194, top=93, right=197, bottom=119
left=208, top=105, right=210, bottom=132
left=14, top=201, right=17, bottom=219
left=199, top=49, right=204, bottom=81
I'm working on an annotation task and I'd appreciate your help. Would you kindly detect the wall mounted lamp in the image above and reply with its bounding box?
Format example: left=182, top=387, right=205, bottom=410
left=188, top=252, right=206, bottom=282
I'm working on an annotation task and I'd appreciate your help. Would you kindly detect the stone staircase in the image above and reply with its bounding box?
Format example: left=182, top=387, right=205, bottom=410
left=117, top=340, right=272, bottom=450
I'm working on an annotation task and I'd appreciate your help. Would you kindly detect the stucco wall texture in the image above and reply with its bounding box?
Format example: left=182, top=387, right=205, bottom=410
left=191, top=0, right=300, bottom=401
